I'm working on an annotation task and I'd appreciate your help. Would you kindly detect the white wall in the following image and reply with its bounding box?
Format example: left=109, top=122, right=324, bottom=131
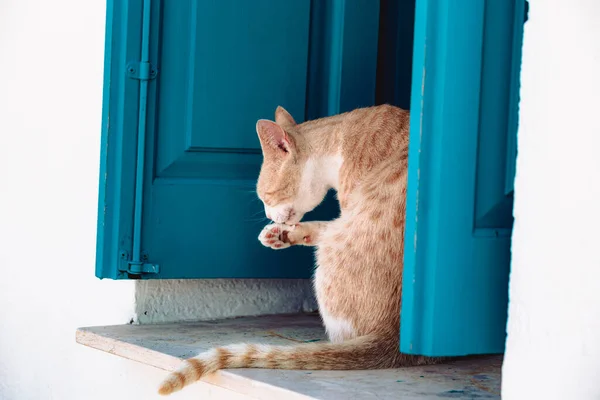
left=0, top=2, right=313, bottom=399
left=503, top=1, right=600, bottom=399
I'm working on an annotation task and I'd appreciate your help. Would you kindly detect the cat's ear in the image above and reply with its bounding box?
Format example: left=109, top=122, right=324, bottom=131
left=275, top=106, right=297, bottom=127
left=256, top=119, right=293, bottom=155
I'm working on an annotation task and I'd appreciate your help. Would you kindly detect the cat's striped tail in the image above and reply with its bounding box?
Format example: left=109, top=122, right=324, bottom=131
left=158, top=335, right=410, bottom=395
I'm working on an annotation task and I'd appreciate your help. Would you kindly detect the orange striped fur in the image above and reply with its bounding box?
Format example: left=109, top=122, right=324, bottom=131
left=158, top=105, right=441, bottom=396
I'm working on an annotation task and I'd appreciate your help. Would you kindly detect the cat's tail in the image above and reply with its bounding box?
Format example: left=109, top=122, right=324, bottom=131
left=158, top=335, right=426, bottom=396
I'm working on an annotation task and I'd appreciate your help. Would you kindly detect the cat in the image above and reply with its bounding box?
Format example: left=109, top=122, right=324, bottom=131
left=158, top=104, right=439, bottom=395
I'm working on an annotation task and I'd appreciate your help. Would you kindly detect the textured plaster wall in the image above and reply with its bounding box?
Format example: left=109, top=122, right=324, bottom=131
left=0, top=1, right=315, bottom=399
left=502, top=1, right=600, bottom=399
left=136, top=279, right=317, bottom=324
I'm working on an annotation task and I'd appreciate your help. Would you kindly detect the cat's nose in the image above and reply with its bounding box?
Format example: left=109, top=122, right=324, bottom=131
left=266, top=206, right=295, bottom=224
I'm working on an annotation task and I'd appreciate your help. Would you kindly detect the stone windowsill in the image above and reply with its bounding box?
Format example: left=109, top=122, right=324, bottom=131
left=76, top=313, right=501, bottom=399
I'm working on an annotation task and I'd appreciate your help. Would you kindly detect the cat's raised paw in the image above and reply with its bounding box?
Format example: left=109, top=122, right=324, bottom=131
left=258, top=224, right=292, bottom=250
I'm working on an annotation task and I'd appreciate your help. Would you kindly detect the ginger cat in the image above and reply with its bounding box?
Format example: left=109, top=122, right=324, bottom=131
left=158, top=105, right=438, bottom=395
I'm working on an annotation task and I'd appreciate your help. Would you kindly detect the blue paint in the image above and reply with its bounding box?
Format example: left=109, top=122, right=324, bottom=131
left=96, top=0, right=380, bottom=279
left=96, top=0, right=146, bottom=279
left=129, top=0, right=154, bottom=274
left=401, top=0, right=526, bottom=356
left=96, top=0, right=523, bottom=363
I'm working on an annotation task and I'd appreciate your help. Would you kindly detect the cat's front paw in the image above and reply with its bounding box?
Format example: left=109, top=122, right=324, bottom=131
left=258, top=224, right=292, bottom=250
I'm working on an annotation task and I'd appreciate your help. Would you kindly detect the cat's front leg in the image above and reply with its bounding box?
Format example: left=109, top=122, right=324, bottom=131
left=258, top=222, right=328, bottom=249
left=258, top=224, right=292, bottom=250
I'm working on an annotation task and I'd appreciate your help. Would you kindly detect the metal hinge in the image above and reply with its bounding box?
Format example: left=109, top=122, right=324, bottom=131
left=118, top=250, right=160, bottom=275
left=126, top=61, right=158, bottom=81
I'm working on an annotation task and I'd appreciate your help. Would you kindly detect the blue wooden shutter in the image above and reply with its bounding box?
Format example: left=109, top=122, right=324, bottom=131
left=96, top=0, right=380, bottom=279
left=401, top=0, right=525, bottom=355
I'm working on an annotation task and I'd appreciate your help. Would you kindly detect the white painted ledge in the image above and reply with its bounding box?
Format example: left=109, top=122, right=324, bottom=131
left=76, top=313, right=501, bottom=399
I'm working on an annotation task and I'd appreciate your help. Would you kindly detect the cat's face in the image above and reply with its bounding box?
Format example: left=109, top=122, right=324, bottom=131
left=255, top=107, right=328, bottom=225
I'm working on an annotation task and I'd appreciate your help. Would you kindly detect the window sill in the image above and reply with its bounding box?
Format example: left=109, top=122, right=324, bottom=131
left=76, top=313, right=501, bottom=399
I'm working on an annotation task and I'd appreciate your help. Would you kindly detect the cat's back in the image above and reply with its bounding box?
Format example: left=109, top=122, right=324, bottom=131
left=341, top=104, right=409, bottom=137
left=339, top=105, right=409, bottom=166
left=332, top=105, right=409, bottom=207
